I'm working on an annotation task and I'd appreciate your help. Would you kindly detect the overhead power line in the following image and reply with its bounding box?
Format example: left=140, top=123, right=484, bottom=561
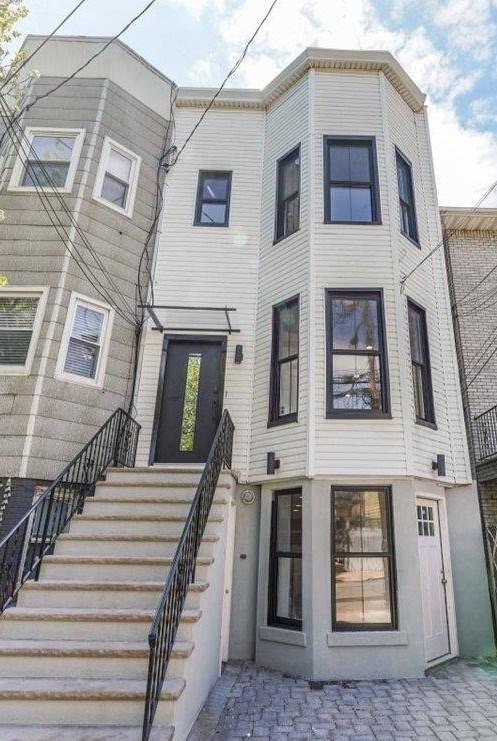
left=400, top=179, right=497, bottom=289
left=0, top=0, right=90, bottom=91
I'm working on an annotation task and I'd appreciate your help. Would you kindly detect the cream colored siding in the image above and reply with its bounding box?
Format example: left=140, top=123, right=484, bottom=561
left=249, top=78, right=310, bottom=481
left=135, top=106, right=264, bottom=475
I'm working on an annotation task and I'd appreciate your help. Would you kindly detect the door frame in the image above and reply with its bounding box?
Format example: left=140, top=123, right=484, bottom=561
left=149, top=334, right=227, bottom=465
left=416, top=491, right=459, bottom=667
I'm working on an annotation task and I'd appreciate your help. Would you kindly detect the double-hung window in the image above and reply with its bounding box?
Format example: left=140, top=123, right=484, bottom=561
left=0, top=288, right=48, bottom=374
left=326, top=290, right=389, bottom=417
left=56, top=293, right=114, bottom=387
left=10, top=128, right=85, bottom=192
left=396, top=149, right=419, bottom=244
left=194, top=171, right=232, bottom=226
left=331, top=487, right=396, bottom=630
left=324, top=137, right=381, bottom=224
left=408, top=300, right=435, bottom=425
left=268, top=488, right=302, bottom=629
left=269, top=296, right=299, bottom=425
left=93, top=137, right=141, bottom=217
left=275, top=146, right=300, bottom=241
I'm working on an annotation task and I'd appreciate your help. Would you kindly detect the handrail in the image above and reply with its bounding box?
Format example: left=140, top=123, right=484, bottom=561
left=474, top=404, right=497, bottom=462
left=142, top=409, right=234, bottom=741
left=0, top=407, right=141, bottom=613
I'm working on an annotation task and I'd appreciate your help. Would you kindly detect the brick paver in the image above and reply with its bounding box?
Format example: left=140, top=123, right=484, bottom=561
left=191, top=659, right=497, bottom=740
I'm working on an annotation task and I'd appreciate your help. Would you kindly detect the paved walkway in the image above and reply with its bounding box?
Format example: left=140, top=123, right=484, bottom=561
left=190, top=659, right=497, bottom=740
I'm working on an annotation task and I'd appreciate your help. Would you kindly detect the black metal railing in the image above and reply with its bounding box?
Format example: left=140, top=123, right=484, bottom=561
left=142, top=409, right=234, bottom=741
left=0, top=407, right=140, bottom=614
left=475, top=405, right=497, bottom=462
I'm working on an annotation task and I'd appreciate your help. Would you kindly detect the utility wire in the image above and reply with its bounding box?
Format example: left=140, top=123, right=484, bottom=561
left=0, top=95, right=138, bottom=326
left=401, top=179, right=497, bottom=289
left=172, top=0, right=280, bottom=166
left=1, top=0, right=90, bottom=91
left=465, top=343, right=497, bottom=391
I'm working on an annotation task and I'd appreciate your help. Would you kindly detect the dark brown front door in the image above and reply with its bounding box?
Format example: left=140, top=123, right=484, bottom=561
left=154, top=337, right=226, bottom=464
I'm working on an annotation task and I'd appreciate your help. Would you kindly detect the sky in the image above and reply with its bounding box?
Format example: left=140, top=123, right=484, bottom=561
left=13, top=0, right=497, bottom=207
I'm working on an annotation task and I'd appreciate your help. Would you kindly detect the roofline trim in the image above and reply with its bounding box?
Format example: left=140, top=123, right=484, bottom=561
left=440, top=207, right=497, bottom=233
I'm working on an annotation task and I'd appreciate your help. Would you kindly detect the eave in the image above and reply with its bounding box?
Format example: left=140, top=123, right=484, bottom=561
left=440, top=207, right=497, bottom=233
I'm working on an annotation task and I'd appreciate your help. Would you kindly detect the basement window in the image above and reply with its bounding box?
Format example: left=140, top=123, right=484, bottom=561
left=55, top=293, right=114, bottom=387
left=93, top=137, right=141, bottom=218
left=0, top=288, right=48, bottom=375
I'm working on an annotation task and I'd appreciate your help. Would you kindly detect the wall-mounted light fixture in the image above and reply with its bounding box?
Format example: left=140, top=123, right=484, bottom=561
left=234, top=344, right=243, bottom=364
left=432, top=454, right=446, bottom=477
left=267, top=451, right=280, bottom=475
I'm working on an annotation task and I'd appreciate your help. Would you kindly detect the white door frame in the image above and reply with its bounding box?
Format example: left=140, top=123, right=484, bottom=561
left=417, top=490, right=459, bottom=667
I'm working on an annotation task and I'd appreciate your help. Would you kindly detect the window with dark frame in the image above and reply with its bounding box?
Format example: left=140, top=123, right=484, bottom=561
left=324, top=137, right=381, bottom=224
left=275, top=146, right=300, bottom=241
left=194, top=170, right=232, bottom=226
left=396, top=149, right=419, bottom=244
left=326, top=290, right=389, bottom=417
left=331, top=487, right=396, bottom=631
left=269, top=296, right=299, bottom=425
left=408, top=300, right=435, bottom=425
left=268, top=488, right=302, bottom=629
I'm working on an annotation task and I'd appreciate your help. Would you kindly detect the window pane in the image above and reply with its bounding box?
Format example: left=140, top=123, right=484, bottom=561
left=279, top=358, right=298, bottom=416
left=350, top=145, right=371, bottom=182
left=200, top=202, right=227, bottom=224
left=276, top=492, right=302, bottom=553
left=412, top=363, right=425, bottom=419
left=179, top=353, right=202, bottom=452
left=329, top=145, right=350, bottom=181
left=408, top=307, right=424, bottom=364
left=332, top=297, right=379, bottom=351
left=0, top=297, right=39, bottom=328
left=281, top=154, right=299, bottom=199
left=22, top=162, right=70, bottom=188
left=64, top=337, right=100, bottom=378
left=278, top=302, right=299, bottom=359
left=72, top=305, right=104, bottom=345
left=330, top=186, right=352, bottom=221
left=397, top=157, right=411, bottom=202
left=334, top=556, right=392, bottom=626
left=101, top=173, right=128, bottom=208
left=280, top=194, right=299, bottom=238
left=334, top=489, right=389, bottom=554
left=277, top=557, right=302, bottom=621
left=107, top=148, right=131, bottom=182
left=351, top=187, right=373, bottom=222
left=0, top=330, right=32, bottom=364
left=202, top=176, right=228, bottom=201
left=331, top=354, right=382, bottom=411
left=31, top=135, right=75, bottom=162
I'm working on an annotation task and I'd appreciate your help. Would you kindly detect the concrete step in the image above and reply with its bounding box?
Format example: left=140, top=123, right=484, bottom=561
left=0, top=606, right=201, bottom=642
left=0, top=724, right=174, bottom=740
left=18, top=579, right=209, bottom=610
left=0, top=638, right=193, bottom=679
left=94, top=481, right=229, bottom=502
left=0, top=676, right=184, bottom=725
left=69, top=514, right=222, bottom=538
left=105, top=467, right=233, bottom=488
left=40, top=555, right=213, bottom=582
left=84, top=496, right=225, bottom=519
left=56, top=533, right=218, bottom=558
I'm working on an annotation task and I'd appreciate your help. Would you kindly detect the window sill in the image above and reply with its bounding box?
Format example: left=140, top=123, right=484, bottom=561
left=415, top=418, right=437, bottom=430
left=324, top=220, right=382, bottom=226
left=259, top=625, right=307, bottom=647
left=267, top=415, right=298, bottom=429
left=326, top=412, right=392, bottom=420
left=327, top=631, right=408, bottom=647
left=8, top=185, right=73, bottom=194
left=400, top=231, right=421, bottom=249
left=193, top=221, right=229, bottom=228
left=55, top=371, right=104, bottom=389
left=0, top=365, right=30, bottom=376
left=273, top=228, right=300, bottom=246
left=93, top=194, right=134, bottom=219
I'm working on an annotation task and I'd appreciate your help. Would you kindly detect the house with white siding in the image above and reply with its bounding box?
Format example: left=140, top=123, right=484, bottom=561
left=0, top=41, right=494, bottom=741
left=134, top=47, right=494, bottom=682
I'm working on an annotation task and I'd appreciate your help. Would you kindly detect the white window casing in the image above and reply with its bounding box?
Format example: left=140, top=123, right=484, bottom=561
left=55, top=292, right=114, bottom=388
left=8, top=127, right=85, bottom=193
left=92, top=136, right=141, bottom=218
left=0, top=286, right=49, bottom=375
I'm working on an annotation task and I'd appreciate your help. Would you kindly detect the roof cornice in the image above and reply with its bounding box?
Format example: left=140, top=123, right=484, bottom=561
left=440, top=207, right=497, bottom=233
left=177, top=48, right=426, bottom=112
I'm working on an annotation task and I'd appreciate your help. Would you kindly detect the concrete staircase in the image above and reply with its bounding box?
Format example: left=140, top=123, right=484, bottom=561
left=0, top=466, right=234, bottom=741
